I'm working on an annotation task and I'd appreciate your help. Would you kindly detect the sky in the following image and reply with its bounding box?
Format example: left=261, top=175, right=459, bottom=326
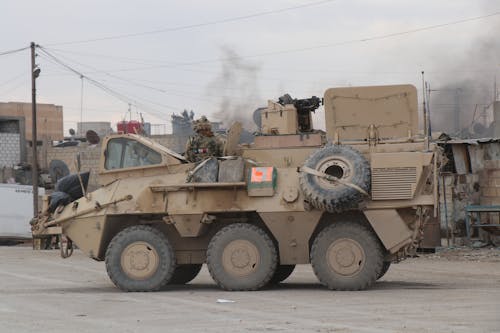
left=1, top=0, right=499, bottom=136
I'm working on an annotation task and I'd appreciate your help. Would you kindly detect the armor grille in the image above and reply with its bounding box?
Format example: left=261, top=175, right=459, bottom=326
left=371, top=167, right=417, bottom=200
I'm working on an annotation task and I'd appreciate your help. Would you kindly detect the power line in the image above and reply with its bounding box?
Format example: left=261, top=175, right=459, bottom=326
left=45, top=46, right=500, bottom=76
left=43, top=11, right=500, bottom=74
left=46, top=0, right=338, bottom=46
left=174, top=11, right=500, bottom=66
left=0, top=46, right=29, bottom=57
left=0, top=72, right=27, bottom=87
left=36, top=47, right=183, bottom=122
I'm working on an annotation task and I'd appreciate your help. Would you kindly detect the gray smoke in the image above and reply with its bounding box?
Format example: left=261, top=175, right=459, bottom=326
left=429, top=16, right=499, bottom=138
left=206, top=46, right=261, bottom=130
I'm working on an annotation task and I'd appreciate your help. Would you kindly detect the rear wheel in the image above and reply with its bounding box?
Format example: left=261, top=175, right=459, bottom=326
left=269, top=265, right=295, bottom=284
left=310, top=221, right=383, bottom=290
left=105, top=225, right=175, bottom=292
left=207, top=223, right=277, bottom=291
left=169, top=264, right=203, bottom=284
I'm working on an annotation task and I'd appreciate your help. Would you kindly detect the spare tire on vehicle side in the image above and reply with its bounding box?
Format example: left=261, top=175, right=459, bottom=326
left=299, top=144, right=370, bottom=212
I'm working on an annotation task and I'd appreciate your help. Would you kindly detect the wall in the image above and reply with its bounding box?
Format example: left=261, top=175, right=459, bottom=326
left=46, top=143, right=102, bottom=191
left=439, top=141, right=500, bottom=243
left=151, top=134, right=189, bottom=154
left=76, top=122, right=112, bottom=137
left=0, top=102, right=63, bottom=141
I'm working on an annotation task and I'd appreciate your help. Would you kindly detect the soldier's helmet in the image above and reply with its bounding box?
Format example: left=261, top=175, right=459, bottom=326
left=192, top=116, right=212, bottom=132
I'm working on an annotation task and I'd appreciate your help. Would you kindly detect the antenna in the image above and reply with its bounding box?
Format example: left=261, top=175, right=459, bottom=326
left=421, top=71, right=429, bottom=150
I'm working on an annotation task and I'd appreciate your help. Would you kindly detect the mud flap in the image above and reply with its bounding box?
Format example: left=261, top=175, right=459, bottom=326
left=363, top=209, right=413, bottom=254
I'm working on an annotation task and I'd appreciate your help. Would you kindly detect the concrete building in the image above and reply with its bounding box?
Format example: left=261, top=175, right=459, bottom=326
left=0, top=102, right=63, bottom=167
left=76, top=121, right=112, bottom=138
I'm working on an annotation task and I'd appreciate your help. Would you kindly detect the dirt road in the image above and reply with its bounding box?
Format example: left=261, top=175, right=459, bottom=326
left=0, top=246, right=499, bottom=333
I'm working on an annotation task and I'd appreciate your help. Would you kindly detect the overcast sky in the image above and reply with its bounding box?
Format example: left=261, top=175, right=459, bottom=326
left=1, top=0, right=499, bottom=135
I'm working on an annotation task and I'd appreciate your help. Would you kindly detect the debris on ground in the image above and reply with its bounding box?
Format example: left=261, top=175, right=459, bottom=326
left=425, top=247, right=500, bottom=262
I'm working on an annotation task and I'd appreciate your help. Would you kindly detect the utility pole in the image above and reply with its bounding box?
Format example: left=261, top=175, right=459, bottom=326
left=31, top=42, right=40, bottom=217
left=454, top=89, right=461, bottom=135
left=421, top=71, right=429, bottom=150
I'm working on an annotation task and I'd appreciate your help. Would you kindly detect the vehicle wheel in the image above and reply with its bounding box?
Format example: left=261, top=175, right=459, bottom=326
left=105, top=225, right=175, bottom=292
left=269, top=265, right=295, bottom=284
left=310, top=221, right=383, bottom=290
left=377, top=261, right=391, bottom=280
left=207, top=223, right=278, bottom=291
left=299, top=144, right=370, bottom=212
left=169, top=264, right=203, bottom=284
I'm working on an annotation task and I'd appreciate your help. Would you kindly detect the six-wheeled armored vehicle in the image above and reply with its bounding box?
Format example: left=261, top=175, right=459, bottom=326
left=32, top=84, right=441, bottom=291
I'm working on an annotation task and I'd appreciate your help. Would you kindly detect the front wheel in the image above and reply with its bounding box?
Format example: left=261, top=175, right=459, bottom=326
left=105, top=225, right=175, bottom=292
left=310, top=221, right=383, bottom=290
left=207, top=223, right=277, bottom=291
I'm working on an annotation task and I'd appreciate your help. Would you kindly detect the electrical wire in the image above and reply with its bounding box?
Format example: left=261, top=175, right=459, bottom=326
left=44, top=46, right=500, bottom=76
left=41, top=11, right=500, bottom=78
left=0, top=46, right=29, bottom=57
left=36, top=47, right=184, bottom=122
left=0, top=72, right=27, bottom=87
left=46, top=0, right=338, bottom=46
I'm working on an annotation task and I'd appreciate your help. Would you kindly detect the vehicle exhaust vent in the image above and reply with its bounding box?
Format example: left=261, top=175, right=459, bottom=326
left=371, top=167, right=417, bottom=200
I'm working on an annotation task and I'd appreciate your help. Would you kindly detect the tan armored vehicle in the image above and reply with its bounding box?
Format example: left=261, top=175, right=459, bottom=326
left=32, top=84, right=441, bottom=292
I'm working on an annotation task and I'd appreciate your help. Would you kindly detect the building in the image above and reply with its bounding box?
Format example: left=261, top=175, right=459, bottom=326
left=76, top=121, right=112, bottom=138
left=0, top=102, right=63, bottom=167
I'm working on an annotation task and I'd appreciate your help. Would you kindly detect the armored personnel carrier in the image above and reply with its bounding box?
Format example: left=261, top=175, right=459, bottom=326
left=32, top=84, right=441, bottom=291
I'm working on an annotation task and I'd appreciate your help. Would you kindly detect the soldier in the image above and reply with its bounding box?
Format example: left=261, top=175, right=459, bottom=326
left=185, top=116, right=224, bottom=162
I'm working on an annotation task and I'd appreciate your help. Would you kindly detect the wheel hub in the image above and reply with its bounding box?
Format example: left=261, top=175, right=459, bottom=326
left=327, top=238, right=365, bottom=276
left=317, top=158, right=352, bottom=189
left=121, top=241, right=159, bottom=280
left=222, top=240, right=260, bottom=277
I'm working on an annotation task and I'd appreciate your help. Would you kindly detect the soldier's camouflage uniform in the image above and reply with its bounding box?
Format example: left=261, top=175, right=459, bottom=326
left=185, top=134, right=223, bottom=162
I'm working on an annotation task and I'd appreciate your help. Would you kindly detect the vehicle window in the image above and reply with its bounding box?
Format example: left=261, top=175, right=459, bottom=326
left=105, top=139, right=123, bottom=170
left=105, top=138, right=162, bottom=170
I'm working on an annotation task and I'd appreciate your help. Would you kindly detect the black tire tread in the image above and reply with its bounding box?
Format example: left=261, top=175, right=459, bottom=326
left=377, top=261, right=391, bottom=280
left=105, top=225, right=175, bottom=292
left=299, top=144, right=370, bottom=213
left=310, top=221, right=383, bottom=291
left=207, top=223, right=278, bottom=291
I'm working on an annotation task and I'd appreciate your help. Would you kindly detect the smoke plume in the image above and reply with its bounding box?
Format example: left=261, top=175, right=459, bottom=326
left=206, top=46, right=261, bottom=130
left=429, top=18, right=499, bottom=138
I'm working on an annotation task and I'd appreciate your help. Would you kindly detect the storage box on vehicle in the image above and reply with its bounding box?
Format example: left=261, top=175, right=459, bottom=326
left=261, top=101, right=297, bottom=135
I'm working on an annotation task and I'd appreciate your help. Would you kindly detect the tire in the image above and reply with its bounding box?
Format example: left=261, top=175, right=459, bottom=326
left=207, top=223, right=278, bottom=291
left=269, top=265, right=295, bottom=284
left=299, top=144, right=370, bottom=212
left=169, top=264, right=203, bottom=284
left=105, top=225, right=175, bottom=292
left=377, top=261, right=391, bottom=280
left=310, top=221, right=383, bottom=291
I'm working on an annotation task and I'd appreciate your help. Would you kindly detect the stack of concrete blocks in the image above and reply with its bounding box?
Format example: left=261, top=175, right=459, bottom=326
left=0, top=120, right=21, bottom=168
left=479, top=160, right=500, bottom=224
left=477, top=141, right=500, bottom=245
left=0, top=133, right=20, bottom=167
left=46, top=143, right=102, bottom=191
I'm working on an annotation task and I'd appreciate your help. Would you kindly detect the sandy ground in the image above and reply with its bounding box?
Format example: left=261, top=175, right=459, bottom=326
left=0, top=245, right=499, bottom=333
